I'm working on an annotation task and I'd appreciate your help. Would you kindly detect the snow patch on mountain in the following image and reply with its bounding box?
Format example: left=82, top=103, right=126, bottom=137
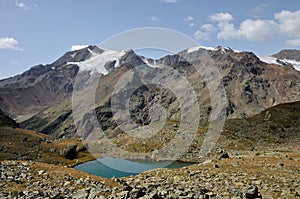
left=71, top=45, right=89, bottom=51
left=286, top=59, right=300, bottom=71
left=67, top=49, right=126, bottom=75
left=259, top=56, right=300, bottom=71
left=187, top=46, right=240, bottom=54
left=187, top=46, right=214, bottom=53
left=142, top=58, right=159, bottom=68
left=259, top=56, right=279, bottom=65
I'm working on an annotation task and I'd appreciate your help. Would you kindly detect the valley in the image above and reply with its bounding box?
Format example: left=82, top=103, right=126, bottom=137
left=0, top=46, right=300, bottom=198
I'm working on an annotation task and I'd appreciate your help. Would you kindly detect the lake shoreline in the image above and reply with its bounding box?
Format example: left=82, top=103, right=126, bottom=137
left=74, top=156, right=195, bottom=178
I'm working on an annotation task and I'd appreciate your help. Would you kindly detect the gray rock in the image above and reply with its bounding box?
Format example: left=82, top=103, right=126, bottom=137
left=73, top=188, right=90, bottom=199
left=59, top=145, right=77, bottom=159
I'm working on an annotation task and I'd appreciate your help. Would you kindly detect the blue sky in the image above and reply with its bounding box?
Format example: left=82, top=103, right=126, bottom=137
left=0, top=0, right=299, bottom=78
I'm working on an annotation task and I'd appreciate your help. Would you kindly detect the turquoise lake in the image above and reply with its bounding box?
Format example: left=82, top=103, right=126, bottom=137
left=75, top=157, right=193, bottom=178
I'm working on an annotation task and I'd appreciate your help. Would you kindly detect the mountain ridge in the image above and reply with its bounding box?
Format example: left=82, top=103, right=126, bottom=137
left=0, top=45, right=299, bottom=138
left=21, top=47, right=300, bottom=138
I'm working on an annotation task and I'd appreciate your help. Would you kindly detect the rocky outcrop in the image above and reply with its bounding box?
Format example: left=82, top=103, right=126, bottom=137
left=60, top=144, right=78, bottom=159
left=0, top=109, right=18, bottom=128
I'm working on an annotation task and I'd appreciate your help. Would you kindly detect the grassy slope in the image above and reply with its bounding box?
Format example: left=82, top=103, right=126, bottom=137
left=221, top=101, right=300, bottom=152
left=0, top=127, right=94, bottom=167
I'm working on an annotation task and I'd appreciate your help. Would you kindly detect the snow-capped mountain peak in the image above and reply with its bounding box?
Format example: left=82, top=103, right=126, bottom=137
left=67, top=48, right=126, bottom=75
left=186, top=46, right=240, bottom=54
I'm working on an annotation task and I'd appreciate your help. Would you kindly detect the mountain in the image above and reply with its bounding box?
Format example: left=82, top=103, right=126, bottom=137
left=272, top=49, right=300, bottom=61
left=259, top=49, right=300, bottom=71
left=1, top=46, right=300, bottom=139
left=0, top=46, right=141, bottom=121
left=0, top=109, right=18, bottom=128
left=177, top=46, right=300, bottom=117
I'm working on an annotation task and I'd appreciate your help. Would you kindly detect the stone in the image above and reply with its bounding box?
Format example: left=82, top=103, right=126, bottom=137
left=244, top=185, right=260, bottom=199
left=73, top=188, right=90, bottom=199
left=219, top=152, right=230, bottom=159
left=49, top=148, right=56, bottom=153
left=277, top=162, right=284, bottom=167
left=59, top=145, right=77, bottom=159
left=21, top=162, right=29, bottom=167
left=116, top=191, right=129, bottom=198
left=20, top=173, right=27, bottom=179
left=38, top=170, right=45, bottom=175
left=64, top=181, right=71, bottom=186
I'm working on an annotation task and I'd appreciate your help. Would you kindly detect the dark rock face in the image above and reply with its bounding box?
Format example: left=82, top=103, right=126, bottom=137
left=119, top=49, right=145, bottom=66
left=0, top=109, right=18, bottom=128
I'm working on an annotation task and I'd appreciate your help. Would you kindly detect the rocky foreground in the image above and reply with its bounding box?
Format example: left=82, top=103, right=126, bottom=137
left=1, top=151, right=300, bottom=199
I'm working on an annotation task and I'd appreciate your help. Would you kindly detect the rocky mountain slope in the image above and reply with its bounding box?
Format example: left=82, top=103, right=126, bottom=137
left=12, top=46, right=300, bottom=139
left=0, top=46, right=107, bottom=120
left=272, top=49, right=300, bottom=61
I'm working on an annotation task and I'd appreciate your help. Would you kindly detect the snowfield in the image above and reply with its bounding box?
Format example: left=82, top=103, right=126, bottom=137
left=67, top=48, right=126, bottom=75
left=259, top=56, right=300, bottom=71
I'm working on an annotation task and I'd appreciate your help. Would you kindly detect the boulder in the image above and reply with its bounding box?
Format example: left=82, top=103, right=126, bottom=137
left=59, top=145, right=77, bottom=159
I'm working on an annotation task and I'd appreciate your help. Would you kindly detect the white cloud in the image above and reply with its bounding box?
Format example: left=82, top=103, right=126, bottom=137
left=149, top=16, right=160, bottom=22
left=71, top=45, right=88, bottom=51
left=184, top=16, right=195, bottom=27
left=239, top=19, right=276, bottom=42
left=7, top=0, right=38, bottom=10
left=0, top=37, right=22, bottom=50
left=204, top=12, right=278, bottom=43
left=15, top=1, right=29, bottom=10
left=274, top=10, right=300, bottom=46
left=209, top=12, right=233, bottom=23
left=217, top=22, right=240, bottom=40
left=194, top=9, right=300, bottom=46
left=188, top=22, right=195, bottom=27
left=201, top=24, right=217, bottom=32
left=161, top=0, right=177, bottom=3
left=252, top=3, right=271, bottom=13
left=184, top=16, right=194, bottom=22
left=286, top=39, right=300, bottom=46
left=216, top=19, right=276, bottom=42
left=193, top=30, right=210, bottom=41
left=193, top=24, right=217, bottom=41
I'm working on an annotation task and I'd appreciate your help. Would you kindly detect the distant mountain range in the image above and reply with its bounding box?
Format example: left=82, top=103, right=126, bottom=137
left=0, top=46, right=299, bottom=138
